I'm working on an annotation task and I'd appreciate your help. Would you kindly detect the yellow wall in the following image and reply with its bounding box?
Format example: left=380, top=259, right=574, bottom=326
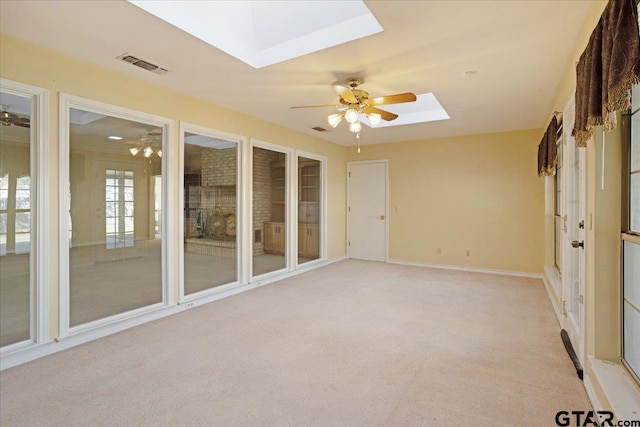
left=347, top=129, right=544, bottom=274
left=589, top=123, right=622, bottom=360
left=0, top=34, right=348, bottom=338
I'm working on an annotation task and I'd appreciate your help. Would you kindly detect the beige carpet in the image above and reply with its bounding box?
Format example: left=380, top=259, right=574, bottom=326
left=0, top=260, right=591, bottom=426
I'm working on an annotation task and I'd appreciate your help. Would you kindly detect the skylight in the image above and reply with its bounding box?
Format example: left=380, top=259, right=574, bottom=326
left=128, top=1, right=383, bottom=69
left=360, top=93, right=450, bottom=128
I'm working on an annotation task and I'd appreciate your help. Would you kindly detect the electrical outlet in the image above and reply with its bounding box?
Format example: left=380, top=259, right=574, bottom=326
left=466, top=250, right=471, bottom=257
left=437, top=248, right=442, bottom=254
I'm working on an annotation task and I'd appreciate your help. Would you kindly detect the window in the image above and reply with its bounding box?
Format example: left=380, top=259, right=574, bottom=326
left=105, top=169, right=134, bottom=249
left=622, top=83, right=640, bottom=382
left=554, top=124, right=563, bottom=273
left=14, top=176, right=31, bottom=254
left=153, top=175, right=161, bottom=240
left=0, top=174, right=7, bottom=256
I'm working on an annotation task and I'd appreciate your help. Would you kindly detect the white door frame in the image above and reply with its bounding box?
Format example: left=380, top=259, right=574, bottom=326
left=347, top=160, right=389, bottom=262
left=561, top=96, right=586, bottom=365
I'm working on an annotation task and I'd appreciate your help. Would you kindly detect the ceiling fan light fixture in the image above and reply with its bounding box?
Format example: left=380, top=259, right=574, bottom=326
left=349, top=121, right=362, bottom=133
left=129, top=147, right=141, bottom=156
left=367, top=113, right=382, bottom=126
left=143, top=146, right=153, bottom=158
left=327, top=113, right=343, bottom=128
left=345, top=109, right=359, bottom=124
left=156, top=149, right=162, bottom=158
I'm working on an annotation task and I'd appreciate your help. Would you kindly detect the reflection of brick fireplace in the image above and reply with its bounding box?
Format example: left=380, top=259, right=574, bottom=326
left=185, top=238, right=235, bottom=258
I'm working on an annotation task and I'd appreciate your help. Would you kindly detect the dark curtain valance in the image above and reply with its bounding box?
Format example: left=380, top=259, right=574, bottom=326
left=573, top=0, right=640, bottom=146
left=538, top=116, right=558, bottom=177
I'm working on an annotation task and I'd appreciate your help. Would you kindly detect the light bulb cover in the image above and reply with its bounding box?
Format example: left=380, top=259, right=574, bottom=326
left=143, top=146, right=153, bottom=158
left=367, top=113, right=382, bottom=126
left=349, top=121, right=362, bottom=133
left=345, top=109, right=359, bottom=123
left=156, top=149, right=162, bottom=158
left=327, top=113, right=343, bottom=128
left=129, top=147, right=141, bottom=156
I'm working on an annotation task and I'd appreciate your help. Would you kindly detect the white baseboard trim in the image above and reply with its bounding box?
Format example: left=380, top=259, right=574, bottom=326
left=541, top=269, right=563, bottom=327
left=387, top=258, right=543, bottom=279
left=251, top=255, right=346, bottom=287
left=1, top=255, right=346, bottom=371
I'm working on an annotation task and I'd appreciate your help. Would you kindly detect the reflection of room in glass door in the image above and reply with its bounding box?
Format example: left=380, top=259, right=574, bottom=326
left=270, top=162, right=285, bottom=222
left=298, top=161, right=318, bottom=223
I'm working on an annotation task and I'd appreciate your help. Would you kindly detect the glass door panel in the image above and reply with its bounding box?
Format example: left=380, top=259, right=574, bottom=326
left=0, top=91, right=32, bottom=347
left=68, top=109, right=163, bottom=327
left=298, top=157, right=320, bottom=264
left=252, top=146, right=287, bottom=276
left=183, top=132, right=238, bottom=294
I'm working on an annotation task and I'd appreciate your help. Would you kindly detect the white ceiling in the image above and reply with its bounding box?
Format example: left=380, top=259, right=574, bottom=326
left=0, top=0, right=601, bottom=147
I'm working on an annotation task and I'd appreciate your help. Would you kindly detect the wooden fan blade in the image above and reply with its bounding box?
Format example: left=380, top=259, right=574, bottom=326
left=13, top=118, right=30, bottom=128
left=290, top=104, right=340, bottom=109
left=333, top=85, right=358, bottom=104
left=363, top=106, right=398, bottom=121
left=368, top=92, right=417, bottom=106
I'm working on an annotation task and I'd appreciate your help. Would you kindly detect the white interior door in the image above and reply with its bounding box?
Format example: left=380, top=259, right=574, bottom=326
left=348, top=161, right=387, bottom=262
left=562, top=101, right=586, bottom=365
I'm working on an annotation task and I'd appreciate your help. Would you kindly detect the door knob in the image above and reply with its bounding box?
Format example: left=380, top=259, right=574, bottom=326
left=571, top=240, right=584, bottom=249
left=380, top=215, right=385, bottom=220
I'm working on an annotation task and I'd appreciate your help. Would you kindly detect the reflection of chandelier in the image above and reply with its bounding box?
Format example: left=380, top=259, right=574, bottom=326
left=129, top=133, right=162, bottom=158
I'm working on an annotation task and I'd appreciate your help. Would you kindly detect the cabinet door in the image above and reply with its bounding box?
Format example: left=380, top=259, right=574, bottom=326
left=306, top=225, right=319, bottom=258
left=264, top=222, right=285, bottom=254
left=275, top=224, right=285, bottom=252
left=297, top=224, right=307, bottom=256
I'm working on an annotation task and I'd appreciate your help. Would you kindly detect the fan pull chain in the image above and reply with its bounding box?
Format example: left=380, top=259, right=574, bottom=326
left=356, top=132, right=361, bottom=153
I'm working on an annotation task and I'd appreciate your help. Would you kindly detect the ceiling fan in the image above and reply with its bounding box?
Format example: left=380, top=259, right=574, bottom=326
left=1, top=106, right=30, bottom=128
left=291, top=78, right=417, bottom=133
left=120, top=130, right=163, bottom=158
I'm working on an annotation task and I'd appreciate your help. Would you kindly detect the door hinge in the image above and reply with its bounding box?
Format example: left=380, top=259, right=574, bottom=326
left=348, top=207, right=350, bottom=212
left=348, top=241, right=350, bottom=247
left=578, top=295, right=584, bottom=304
left=348, top=172, right=351, bottom=178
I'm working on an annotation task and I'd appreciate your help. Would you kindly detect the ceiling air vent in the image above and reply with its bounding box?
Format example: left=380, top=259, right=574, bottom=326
left=312, top=126, right=327, bottom=132
left=117, top=53, right=168, bottom=75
